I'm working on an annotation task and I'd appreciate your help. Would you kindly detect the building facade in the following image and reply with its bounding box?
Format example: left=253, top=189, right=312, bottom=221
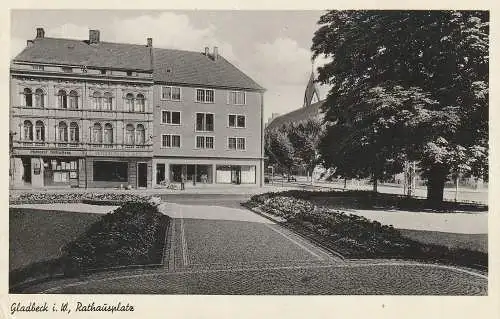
left=10, top=28, right=154, bottom=189
left=9, top=28, right=265, bottom=189
left=152, top=46, right=266, bottom=187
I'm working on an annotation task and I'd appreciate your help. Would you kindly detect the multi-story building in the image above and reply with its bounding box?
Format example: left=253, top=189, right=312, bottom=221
left=9, top=28, right=265, bottom=189
left=152, top=46, right=265, bottom=187
left=10, top=28, right=154, bottom=189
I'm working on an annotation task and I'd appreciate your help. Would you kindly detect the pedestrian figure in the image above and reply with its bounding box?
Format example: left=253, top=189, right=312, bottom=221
left=181, top=173, right=186, bottom=190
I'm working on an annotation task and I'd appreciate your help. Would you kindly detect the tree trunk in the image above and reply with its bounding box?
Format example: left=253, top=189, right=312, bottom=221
left=427, top=165, right=448, bottom=206
left=344, top=178, right=347, bottom=189
left=373, top=178, right=378, bottom=192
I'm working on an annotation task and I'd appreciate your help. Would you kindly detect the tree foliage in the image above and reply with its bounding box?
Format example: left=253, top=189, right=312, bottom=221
left=312, top=10, right=489, bottom=203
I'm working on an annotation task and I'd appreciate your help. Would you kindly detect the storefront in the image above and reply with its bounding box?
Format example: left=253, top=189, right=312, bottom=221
left=85, top=157, right=152, bottom=189
left=215, top=165, right=256, bottom=184
left=42, top=157, right=80, bottom=187
left=169, top=164, right=213, bottom=184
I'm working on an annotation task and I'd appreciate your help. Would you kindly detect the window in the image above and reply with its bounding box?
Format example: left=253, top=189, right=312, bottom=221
left=104, top=123, right=113, bottom=144
left=23, top=120, right=33, bottom=141
left=161, top=134, right=181, bottom=148
left=196, top=88, right=214, bottom=103
left=35, top=121, right=45, bottom=141
left=23, top=88, right=33, bottom=107
left=93, top=161, right=128, bottom=182
left=228, top=137, right=246, bottom=150
left=136, top=124, right=145, bottom=145
left=58, top=90, right=67, bottom=109
left=100, top=69, right=107, bottom=75
left=125, top=93, right=134, bottom=112
left=196, top=113, right=214, bottom=131
left=70, top=122, right=79, bottom=142
left=58, top=121, right=68, bottom=142
left=32, top=65, right=44, bottom=71
left=93, top=123, right=102, bottom=144
left=103, top=92, right=113, bottom=110
left=161, top=86, right=181, bottom=101
left=69, top=90, right=78, bottom=109
left=125, top=124, right=135, bottom=145
left=62, top=67, right=73, bottom=73
left=92, top=92, right=102, bottom=110
left=136, top=94, right=145, bottom=112
left=161, top=111, right=181, bottom=125
left=196, top=136, right=214, bottom=149
left=228, top=91, right=246, bottom=105
left=126, top=71, right=132, bottom=76
left=228, top=114, right=246, bottom=128
left=35, top=89, right=45, bottom=108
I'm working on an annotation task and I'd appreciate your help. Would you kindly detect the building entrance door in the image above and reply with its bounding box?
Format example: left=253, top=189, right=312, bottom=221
left=156, top=163, right=165, bottom=184
left=22, top=157, right=31, bottom=184
left=138, top=163, right=147, bottom=188
left=231, top=166, right=241, bottom=184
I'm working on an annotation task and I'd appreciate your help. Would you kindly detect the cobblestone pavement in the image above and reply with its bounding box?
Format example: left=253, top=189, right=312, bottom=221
left=22, top=202, right=488, bottom=295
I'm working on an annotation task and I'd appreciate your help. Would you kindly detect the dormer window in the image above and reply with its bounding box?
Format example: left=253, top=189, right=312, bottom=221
left=62, top=67, right=73, bottom=73
left=126, top=71, right=133, bottom=76
left=100, top=69, right=107, bottom=75
left=32, top=65, right=44, bottom=71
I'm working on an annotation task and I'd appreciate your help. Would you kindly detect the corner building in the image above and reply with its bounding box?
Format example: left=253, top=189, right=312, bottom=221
left=152, top=47, right=265, bottom=187
left=10, top=28, right=154, bottom=188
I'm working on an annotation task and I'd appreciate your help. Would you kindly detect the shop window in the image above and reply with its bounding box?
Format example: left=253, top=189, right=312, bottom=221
left=93, top=161, right=128, bottom=182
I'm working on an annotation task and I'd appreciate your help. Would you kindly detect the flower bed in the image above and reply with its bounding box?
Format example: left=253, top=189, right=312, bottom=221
left=10, top=200, right=170, bottom=291
left=244, top=195, right=487, bottom=270
left=9, top=192, right=151, bottom=205
left=248, top=190, right=487, bottom=212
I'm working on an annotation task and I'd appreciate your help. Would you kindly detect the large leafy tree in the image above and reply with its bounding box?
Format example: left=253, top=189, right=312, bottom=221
left=312, top=10, right=489, bottom=204
left=265, top=126, right=295, bottom=175
left=287, top=118, right=324, bottom=181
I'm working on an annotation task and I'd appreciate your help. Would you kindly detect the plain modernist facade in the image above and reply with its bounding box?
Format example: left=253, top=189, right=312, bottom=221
left=152, top=47, right=265, bottom=187
left=10, top=28, right=154, bottom=189
left=9, top=28, right=265, bottom=189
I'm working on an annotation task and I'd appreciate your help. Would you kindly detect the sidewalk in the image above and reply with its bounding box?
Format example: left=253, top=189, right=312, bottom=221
left=9, top=184, right=301, bottom=196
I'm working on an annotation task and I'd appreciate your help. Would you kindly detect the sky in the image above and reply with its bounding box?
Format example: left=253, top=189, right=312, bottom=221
left=10, top=10, right=331, bottom=121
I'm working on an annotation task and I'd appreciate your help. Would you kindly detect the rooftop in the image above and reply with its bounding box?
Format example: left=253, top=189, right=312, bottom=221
left=12, top=28, right=264, bottom=91
left=265, top=100, right=324, bottom=130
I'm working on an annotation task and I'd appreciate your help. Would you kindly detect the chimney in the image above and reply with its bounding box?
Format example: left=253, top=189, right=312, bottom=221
left=213, top=46, right=218, bottom=61
left=36, top=28, right=45, bottom=39
left=204, top=47, right=210, bottom=56
left=147, top=38, right=154, bottom=70
left=89, top=29, right=100, bottom=44
left=27, top=40, right=34, bottom=47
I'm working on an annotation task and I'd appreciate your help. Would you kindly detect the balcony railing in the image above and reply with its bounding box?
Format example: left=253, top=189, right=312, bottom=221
left=13, top=140, right=153, bottom=151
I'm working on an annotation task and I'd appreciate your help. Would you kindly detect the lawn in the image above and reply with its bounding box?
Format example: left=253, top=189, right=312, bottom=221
left=9, top=208, right=101, bottom=271
left=399, top=229, right=487, bottom=253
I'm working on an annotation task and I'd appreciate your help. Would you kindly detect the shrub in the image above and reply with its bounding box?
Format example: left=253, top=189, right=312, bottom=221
left=61, top=201, right=169, bottom=275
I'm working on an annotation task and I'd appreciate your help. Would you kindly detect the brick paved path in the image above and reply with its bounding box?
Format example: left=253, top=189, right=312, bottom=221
left=23, top=202, right=487, bottom=295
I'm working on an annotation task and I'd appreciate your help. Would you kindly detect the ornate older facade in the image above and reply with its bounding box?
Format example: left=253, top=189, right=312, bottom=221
left=10, top=28, right=154, bottom=188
